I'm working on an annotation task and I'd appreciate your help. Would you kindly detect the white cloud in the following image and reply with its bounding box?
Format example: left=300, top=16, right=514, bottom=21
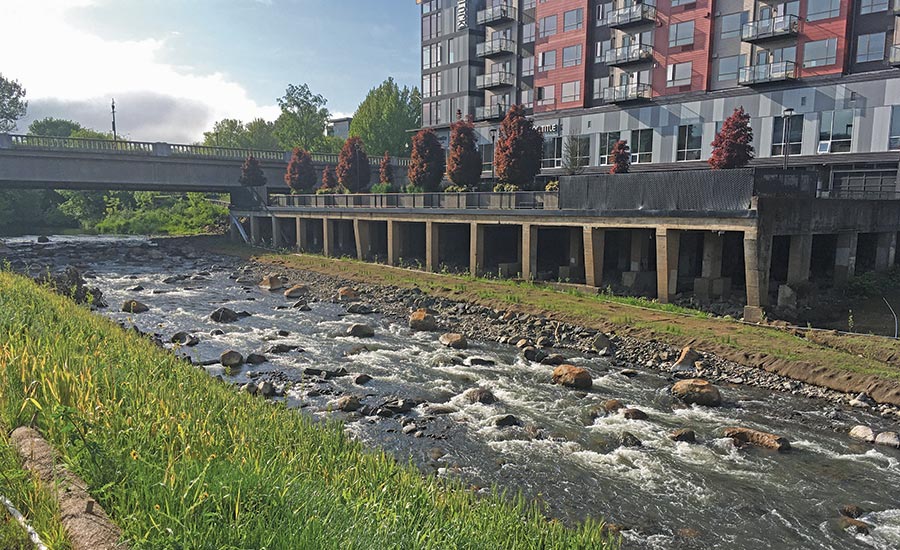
left=0, top=0, right=279, bottom=142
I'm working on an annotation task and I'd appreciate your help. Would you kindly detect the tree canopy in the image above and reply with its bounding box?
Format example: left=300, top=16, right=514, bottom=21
left=284, top=148, right=316, bottom=194
left=609, top=140, right=631, bottom=174
left=379, top=152, right=394, bottom=185
left=0, top=74, right=27, bottom=132
left=709, top=106, right=754, bottom=169
left=239, top=156, right=267, bottom=187
left=202, top=118, right=278, bottom=149
left=28, top=117, right=83, bottom=137
left=336, top=137, right=371, bottom=193
left=446, top=119, right=481, bottom=189
left=273, top=83, right=331, bottom=152
left=349, top=78, right=421, bottom=157
left=494, top=105, right=543, bottom=188
left=407, top=129, right=445, bottom=192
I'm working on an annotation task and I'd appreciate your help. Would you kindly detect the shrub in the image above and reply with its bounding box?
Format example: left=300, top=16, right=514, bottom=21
left=379, top=152, right=394, bottom=186
left=407, top=129, right=445, bottom=192
left=238, top=155, right=267, bottom=187
left=494, top=105, right=543, bottom=187
left=446, top=118, right=481, bottom=189
left=709, top=106, right=754, bottom=169
left=284, top=148, right=316, bottom=194
left=370, top=182, right=396, bottom=194
left=444, top=185, right=470, bottom=193
left=336, top=137, right=371, bottom=192
left=545, top=180, right=559, bottom=192
left=493, top=183, right=520, bottom=192
left=609, top=141, right=631, bottom=174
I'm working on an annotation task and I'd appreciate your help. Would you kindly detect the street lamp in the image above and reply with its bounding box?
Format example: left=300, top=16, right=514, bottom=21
left=782, top=107, right=794, bottom=171
left=111, top=98, right=118, bottom=142
left=489, top=128, right=497, bottom=183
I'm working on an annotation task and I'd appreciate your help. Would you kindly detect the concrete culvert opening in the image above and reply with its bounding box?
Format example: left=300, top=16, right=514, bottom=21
left=437, top=223, right=470, bottom=273
left=482, top=225, right=521, bottom=278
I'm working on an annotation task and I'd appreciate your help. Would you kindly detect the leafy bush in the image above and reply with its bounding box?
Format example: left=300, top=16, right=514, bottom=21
left=493, top=183, right=520, bottom=192
left=545, top=180, right=559, bottom=192
left=369, top=182, right=396, bottom=194
left=444, top=185, right=470, bottom=193
left=95, top=193, right=227, bottom=235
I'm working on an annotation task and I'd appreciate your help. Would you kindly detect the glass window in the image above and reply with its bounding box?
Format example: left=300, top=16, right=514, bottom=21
left=481, top=142, right=494, bottom=173
left=542, top=136, right=564, bottom=168
left=422, top=12, right=442, bottom=41
left=720, top=12, right=749, bottom=40
left=717, top=55, right=745, bottom=81
left=806, top=0, right=840, bottom=21
left=563, top=45, right=583, bottom=67
left=567, top=135, right=590, bottom=168
left=539, top=15, right=557, bottom=38
left=666, top=62, right=692, bottom=87
left=857, top=33, right=886, bottom=63
left=522, top=0, right=536, bottom=9
left=772, top=114, right=804, bottom=155
left=563, top=8, right=584, bottom=32
left=631, top=128, right=653, bottom=163
left=669, top=21, right=695, bottom=47
left=523, top=23, right=536, bottom=43
left=593, top=77, right=610, bottom=100
left=803, top=38, right=837, bottom=68
left=522, top=56, right=535, bottom=77
left=676, top=124, right=702, bottom=161
left=561, top=81, right=581, bottom=102
left=860, top=0, right=888, bottom=14
left=422, top=73, right=442, bottom=98
left=890, top=107, right=900, bottom=150
left=596, top=40, right=611, bottom=62
left=597, top=131, right=621, bottom=165
left=537, top=85, right=555, bottom=106
left=421, top=0, right=439, bottom=14
left=522, top=88, right=534, bottom=109
left=672, top=0, right=695, bottom=5
left=818, top=109, right=854, bottom=153
left=539, top=50, right=557, bottom=71
left=422, top=44, right=442, bottom=69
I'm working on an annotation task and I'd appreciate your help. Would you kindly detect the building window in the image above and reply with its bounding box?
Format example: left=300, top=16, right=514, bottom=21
left=857, top=33, right=886, bottom=63
left=561, top=81, right=581, bottom=102
left=806, top=0, right=840, bottom=21
left=522, top=88, right=534, bottom=109
left=567, top=135, right=590, bottom=168
left=523, top=0, right=536, bottom=9
left=563, top=8, right=584, bottom=32
left=422, top=44, right=442, bottom=69
left=676, top=124, right=702, bottom=161
left=537, top=85, right=555, bottom=106
left=669, top=21, right=695, bottom=48
left=542, top=136, right=564, bottom=168
left=423, top=101, right=443, bottom=127
left=596, top=40, right=611, bottom=63
left=422, top=73, right=441, bottom=98
left=597, top=131, right=621, bottom=165
left=421, top=0, right=439, bottom=14
left=562, top=45, right=583, bottom=68
left=803, top=38, right=837, bottom=68
left=422, top=12, right=442, bottom=41
left=481, top=142, right=494, bottom=173
left=539, top=15, right=557, bottom=38
left=666, top=62, right=692, bottom=87
left=720, top=12, right=749, bottom=40
left=717, top=55, right=744, bottom=81
left=522, top=56, right=535, bottom=77
left=860, top=0, right=888, bottom=14
left=539, top=50, right=557, bottom=71
left=772, top=114, right=803, bottom=155
left=523, top=23, right=536, bottom=43
left=593, top=77, right=609, bottom=100
left=889, top=107, right=900, bottom=150
left=818, top=109, right=853, bottom=153
left=631, top=128, right=653, bottom=163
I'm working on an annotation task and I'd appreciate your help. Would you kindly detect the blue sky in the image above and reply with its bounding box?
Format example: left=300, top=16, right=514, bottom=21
left=2, top=0, right=421, bottom=142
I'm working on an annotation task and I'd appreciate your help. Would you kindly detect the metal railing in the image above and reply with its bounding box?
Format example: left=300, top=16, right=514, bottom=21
left=477, top=4, right=517, bottom=25
left=7, top=134, right=155, bottom=154
left=604, top=4, right=657, bottom=28
left=604, top=44, right=653, bottom=66
left=477, top=37, right=517, bottom=57
left=169, top=143, right=286, bottom=161
left=892, top=0, right=900, bottom=14
left=891, top=45, right=900, bottom=65
left=475, top=105, right=508, bottom=121
left=738, top=61, right=797, bottom=85
left=476, top=71, right=515, bottom=89
left=741, top=15, right=800, bottom=42
left=269, top=191, right=559, bottom=210
left=602, top=83, right=652, bottom=102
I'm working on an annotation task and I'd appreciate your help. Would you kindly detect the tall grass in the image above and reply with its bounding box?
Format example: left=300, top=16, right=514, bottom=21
left=0, top=273, right=617, bottom=549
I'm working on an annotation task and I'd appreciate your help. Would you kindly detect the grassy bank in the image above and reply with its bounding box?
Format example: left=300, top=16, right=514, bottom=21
left=0, top=272, right=617, bottom=549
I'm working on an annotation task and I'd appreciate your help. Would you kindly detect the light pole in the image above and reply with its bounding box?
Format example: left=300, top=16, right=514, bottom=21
left=782, top=107, right=794, bottom=171
left=489, top=128, right=497, bottom=183
left=111, top=98, right=118, bottom=142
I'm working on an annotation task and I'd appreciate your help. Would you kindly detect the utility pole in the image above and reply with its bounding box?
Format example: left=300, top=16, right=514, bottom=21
left=111, top=98, right=118, bottom=141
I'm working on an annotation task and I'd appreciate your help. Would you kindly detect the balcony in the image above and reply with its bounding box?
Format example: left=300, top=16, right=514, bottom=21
left=477, top=37, right=517, bottom=58
left=477, top=4, right=517, bottom=25
left=604, top=4, right=657, bottom=29
left=891, top=45, right=900, bottom=66
left=893, top=0, right=900, bottom=14
left=738, top=61, right=797, bottom=85
left=476, top=71, right=515, bottom=89
left=604, top=44, right=653, bottom=67
left=741, top=15, right=800, bottom=43
left=475, top=104, right=508, bottom=121
left=602, top=83, right=651, bottom=103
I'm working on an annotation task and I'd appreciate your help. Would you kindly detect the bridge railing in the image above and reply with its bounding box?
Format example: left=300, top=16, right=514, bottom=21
left=7, top=134, right=156, bottom=155
left=169, top=143, right=286, bottom=162
left=269, top=191, right=559, bottom=210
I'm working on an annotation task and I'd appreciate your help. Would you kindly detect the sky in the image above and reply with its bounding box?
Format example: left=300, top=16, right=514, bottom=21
left=1, top=0, right=420, bottom=143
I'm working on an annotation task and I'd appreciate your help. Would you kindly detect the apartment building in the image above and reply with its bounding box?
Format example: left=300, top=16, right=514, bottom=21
left=418, top=0, right=900, bottom=192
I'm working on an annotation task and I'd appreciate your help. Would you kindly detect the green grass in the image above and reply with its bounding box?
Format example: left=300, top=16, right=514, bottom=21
left=0, top=272, right=618, bottom=549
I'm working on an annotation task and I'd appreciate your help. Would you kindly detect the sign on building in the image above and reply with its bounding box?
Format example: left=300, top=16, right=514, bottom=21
left=456, top=0, right=468, bottom=30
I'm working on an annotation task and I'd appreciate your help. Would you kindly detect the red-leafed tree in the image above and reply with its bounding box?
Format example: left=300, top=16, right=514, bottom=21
left=709, top=106, right=754, bottom=169
left=407, top=128, right=445, bottom=192
left=239, top=155, right=267, bottom=187
left=379, top=151, right=394, bottom=185
left=494, top=105, right=543, bottom=189
left=609, top=140, right=631, bottom=174
left=336, top=136, right=370, bottom=192
left=446, top=118, right=481, bottom=190
left=321, top=165, right=337, bottom=188
left=284, top=148, right=316, bottom=193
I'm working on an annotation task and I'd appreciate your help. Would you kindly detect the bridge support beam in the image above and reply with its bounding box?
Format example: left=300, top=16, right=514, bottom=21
left=787, top=234, right=813, bottom=285
left=296, top=218, right=308, bottom=252
left=834, top=231, right=858, bottom=285
left=426, top=222, right=440, bottom=272
left=694, top=231, right=729, bottom=302
left=387, top=221, right=401, bottom=266
left=622, top=229, right=654, bottom=293
left=583, top=227, right=605, bottom=288
left=743, top=231, right=772, bottom=322
left=250, top=216, right=261, bottom=245
left=272, top=218, right=282, bottom=249
left=354, top=220, right=373, bottom=261
left=521, top=224, right=538, bottom=281
left=875, top=232, right=897, bottom=271
left=655, top=228, right=680, bottom=304
left=323, top=219, right=335, bottom=257
left=470, top=222, right=485, bottom=277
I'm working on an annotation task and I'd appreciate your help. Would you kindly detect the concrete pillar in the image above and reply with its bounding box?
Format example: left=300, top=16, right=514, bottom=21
left=323, top=219, right=334, bottom=257
left=354, top=220, right=372, bottom=261
left=426, top=221, right=440, bottom=272
left=630, top=229, right=647, bottom=272
left=875, top=232, right=897, bottom=271
left=522, top=224, right=538, bottom=281
left=834, top=231, right=858, bottom=285
left=272, top=218, right=282, bottom=249
left=387, top=221, right=401, bottom=266
left=743, top=231, right=772, bottom=321
left=655, top=228, right=680, bottom=304
left=569, top=227, right=583, bottom=269
left=583, top=227, right=605, bottom=287
left=786, top=234, right=813, bottom=284
left=701, top=232, right=724, bottom=279
left=469, top=222, right=484, bottom=277
left=296, top=218, right=309, bottom=252
left=250, top=216, right=261, bottom=245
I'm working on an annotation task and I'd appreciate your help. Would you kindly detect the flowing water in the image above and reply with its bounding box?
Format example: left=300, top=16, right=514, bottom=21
left=5, top=235, right=900, bottom=550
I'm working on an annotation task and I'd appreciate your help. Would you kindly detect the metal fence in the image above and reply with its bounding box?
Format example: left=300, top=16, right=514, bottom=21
left=269, top=191, right=559, bottom=210
left=831, top=169, right=900, bottom=199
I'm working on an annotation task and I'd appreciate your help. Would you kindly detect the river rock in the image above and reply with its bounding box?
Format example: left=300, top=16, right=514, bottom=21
left=283, top=284, right=309, bottom=298
left=724, top=427, right=791, bottom=451
left=258, top=381, right=275, bottom=398
left=671, top=379, right=722, bottom=407
left=522, top=346, right=547, bottom=363
left=220, top=350, right=244, bottom=368
left=37, top=235, right=50, bottom=243
left=334, top=396, right=362, bottom=412
left=266, top=343, right=299, bottom=354
left=210, top=329, right=225, bottom=336
left=353, top=374, right=373, bottom=386
left=337, top=287, right=359, bottom=302
left=439, top=333, right=468, bottom=350
left=467, top=357, right=495, bottom=366
left=121, top=300, right=149, bottom=314
left=464, top=388, right=497, bottom=405
left=875, top=431, right=899, bottom=448
left=551, top=365, right=593, bottom=390
left=240, top=383, right=257, bottom=395
left=171, top=332, right=199, bottom=347
left=849, top=425, right=876, bottom=443
left=347, top=324, right=375, bottom=338
left=259, top=275, right=284, bottom=291
left=840, top=505, right=865, bottom=519
left=347, top=303, right=375, bottom=315
left=602, top=399, right=624, bottom=414
left=592, top=333, right=611, bottom=353
left=849, top=392, right=876, bottom=408
left=670, top=429, right=697, bottom=443
left=541, top=354, right=567, bottom=366
left=381, top=398, right=419, bottom=414
left=210, top=307, right=239, bottom=323
left=246, top=353, right=267, bottom=365
left=671, top=346, right=700, bottom=376
left=622, top=408, right=648, bottom=420
left=839, top=516, right=872, bottom=535
left=620, top=431, right=642, bottom=447
left=493, top=414, right=522, bottom=428
left=409, top=309, right=437, bottom=331
left=291, top=300, right=312, bottom=311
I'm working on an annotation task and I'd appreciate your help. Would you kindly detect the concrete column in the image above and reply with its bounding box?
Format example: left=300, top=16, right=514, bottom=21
left=469, top=222, right=484, bottom=277
left=426, top=222, right=440, bottom=272
left=250, top=216, right=261, bottom=245
left=387, top=221, right=401, bottom=266
left=522, top=224, right=538, bottom=281
left=296, top=218, right=308, bottom=252
left=630, top=230, right=647, bottom=272
left=875, top=232, right=897, bottom=271
left=701, top=232, right=724, bottom=279
left=743, top=231, right=772, bottom=321
left=323, top=219, right=334, bottom=257
left=786, top=234, right=813, bottom=284
left=272, top=218, right=282, bottom=249
left=583, top=227, right=605, bottom=288
left=834, top=231, right=858, bottom=285
left=655, top=228, right=680, bottom=304
left=569, top=227, right=583, bottom=269
left=354, top=220, right=372, bottom=261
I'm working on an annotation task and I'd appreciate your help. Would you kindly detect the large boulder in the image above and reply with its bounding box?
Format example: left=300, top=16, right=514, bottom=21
left=670, top=429, right=697, bottom=443
left=333, top=396, right=362, bottom=412
left=591, top=333, right=612, bottom=353
left=283, top=284, right=309, bottom=299
left=723, top=427, right=791, bottom=452
left=464, top=388, right=497, bottom=405
left=671, top=346, right=700, bottom=375
left=439, top=333, right=468, bottom=350
left=259, top=275, right=284, bottom=291
left=522, top=346, right=548, bottom=363
left=210, top=307, right=239, bottom=323
left=171, top=332, right=199, bottom=347
left=220, top=350, right=244, bottom=368
left=849, top=425, right=876, bottom=443
left=347, top=324, right=375, bottom=338
left=409, top=309, right=438, bottom=331
left=121, top=300, right=149, bottom=314
left=875, top=431, right=899, bottom=448
left=671, top=379, right=722, bottom=407
left=551, top=365, right=593, bottom=390
left=622, top=408, right=648, bottom=420
left=337, top=287, right=360, bottom=302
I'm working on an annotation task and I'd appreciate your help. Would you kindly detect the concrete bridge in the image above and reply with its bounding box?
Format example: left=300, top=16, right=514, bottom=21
left=0, top=133, right=411, bottom=207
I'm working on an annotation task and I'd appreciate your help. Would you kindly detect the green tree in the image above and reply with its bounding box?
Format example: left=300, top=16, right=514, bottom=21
left=202, top=118, right=278, bottom=149
left=349, top=78, right=421, bottom=157
left=28, top=117, right=83, bottom=137
left=273, top=83, right=330, bottom=152
left=0, top=74, right=27, bottom=132
left=320, top=135, right=345, bottom=154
